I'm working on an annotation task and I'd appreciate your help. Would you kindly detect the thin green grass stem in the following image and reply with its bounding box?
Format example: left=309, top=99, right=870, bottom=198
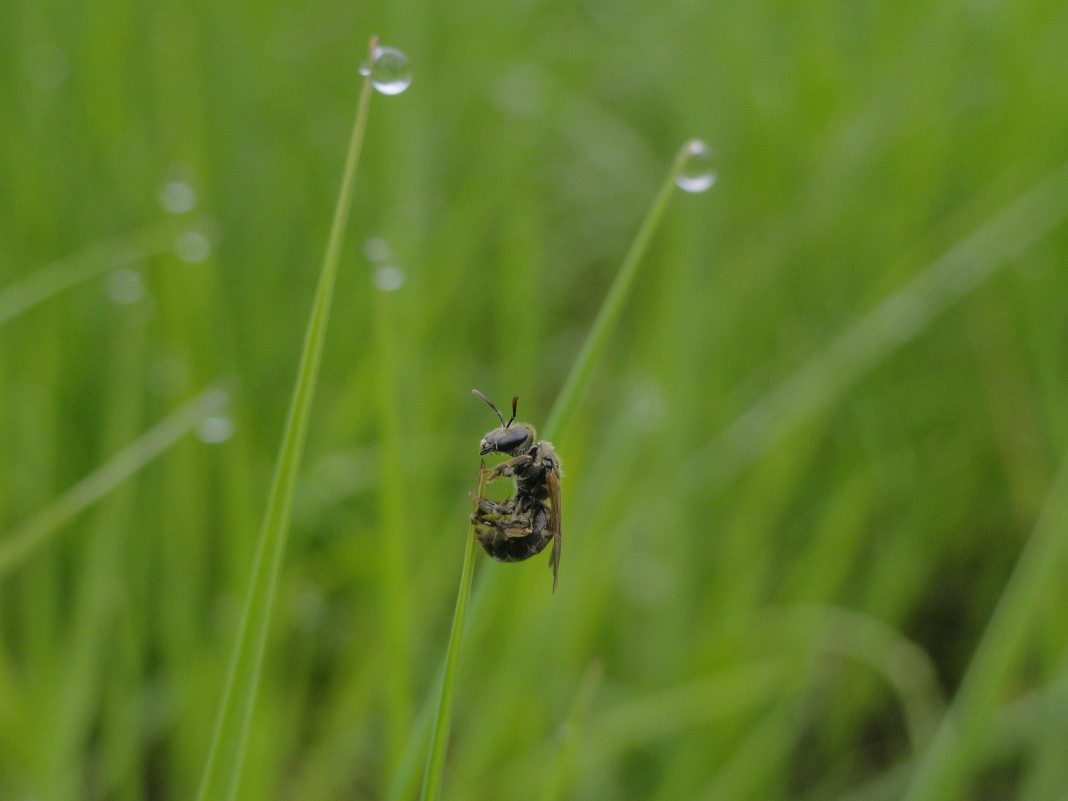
left=387, top=683, right=436, bottom=801
left=416, top=140, right=701, bottom=801
left=420, top=468, right=487, bottom=801
left=374, top=281, right=413, bottom=773
left=0, top=385, right=228, bottom=581
left=193, top=46, right=375, bottom=801
left=0, top=221, right=189, bottom=328
left=901, top=455, right=1068, bottom=801
left=686, top=159, right=1068, bottom=495
left=538, top=661, right=604, bottom=801
left=40, top=313, right=147, bottom=800
left=544, top=140, right=700, bottom=439
left=768, top=604, right=944, bottom=751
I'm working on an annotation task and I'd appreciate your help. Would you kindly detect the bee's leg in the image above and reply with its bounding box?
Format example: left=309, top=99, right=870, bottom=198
left=474, top=520, right=530, bottom=553
left=470, top=496, right=524, bottom=540
left=473, top=519, right=505, bottom=550
left=472, top=518, right=534, bottom=539
left=526, top=505, right=548, bottom=536
left=483, top=454, right=532, bottom=483
left=471, top=511, right=533, bottom=539
left=482, top=462, right=513, bottom=482
left=469, top=493, right=515, bottom=517
left=506, top=513, right=536, bottom=537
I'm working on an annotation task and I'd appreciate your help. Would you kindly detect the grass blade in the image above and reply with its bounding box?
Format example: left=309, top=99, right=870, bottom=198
left=417, top=139, right=706, bottom=801
left=538, top=660, right=604, bottom=801
left=374, top=276, right=414, bottom=771
left=901, top=455, right=1068, bottom=801
left=686, top=159, right=1068, bottom=493
left=0, top=385, right=228, bottom=581
left=193, top=42, right=376, bottom=801
left=0, top=222, right=189, bottom=328
left=545, top=139, right=706, bottom=439
left=420, top=468, right=487, bottom=801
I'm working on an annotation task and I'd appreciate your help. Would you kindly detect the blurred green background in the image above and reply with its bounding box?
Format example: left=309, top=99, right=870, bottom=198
left=4, top=0, right=1068, bottom=799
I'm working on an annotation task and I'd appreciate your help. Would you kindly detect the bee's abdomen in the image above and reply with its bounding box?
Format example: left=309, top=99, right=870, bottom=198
left=477, top=530, right=551, bottom=563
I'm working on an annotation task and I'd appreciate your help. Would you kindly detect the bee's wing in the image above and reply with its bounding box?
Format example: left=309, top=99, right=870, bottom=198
left=547, top=469, right=562, bottom=592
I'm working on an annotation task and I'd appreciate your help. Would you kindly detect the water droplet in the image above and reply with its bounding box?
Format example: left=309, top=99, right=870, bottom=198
left=374, top=265, right=405, bottom=291
left=198, top=414, right=235, bottom=444
left=675, top=139, right=716, bottom=193
left=158, top=180, right=197, bottom=214
left=359, top=45, right=411, bottom=95
left=363, top=237, right=391, bottom=262
left=175, top=230, right=211, bottom=263
left=105, top=269, right=146, bottom=304
left=627, top=378, right=668, bottom=432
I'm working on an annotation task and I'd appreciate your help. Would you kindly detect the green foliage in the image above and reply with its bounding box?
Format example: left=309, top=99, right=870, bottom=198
left=3, top=2, right=1068, bottom=800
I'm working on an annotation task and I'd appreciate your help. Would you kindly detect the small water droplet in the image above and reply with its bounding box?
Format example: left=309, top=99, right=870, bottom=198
left=374, top=265, right=405, bottom=291
left=105, top=269, right=146, bottom=304
left=198, top=414, right=235, bottom=444
left=675, top=139, right=716, bottom=193
left=158, top=180, right=197, bottom=214
left=175, top=230, right=211, bottom=263
left=359, top=45, right=411, bottom=95
left=627, top=378, right=668, bottom=433
left=364, top=237, right=391, bottom=262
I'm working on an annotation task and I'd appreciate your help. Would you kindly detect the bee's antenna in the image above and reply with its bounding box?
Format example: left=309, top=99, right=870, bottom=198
left=508, top=396, right=518, bottom=427
left=472, top=389, right=507, bottom=427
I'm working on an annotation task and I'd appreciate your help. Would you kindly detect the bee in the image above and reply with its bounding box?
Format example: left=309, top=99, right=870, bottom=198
left=470, top=389, right=563, bottom=591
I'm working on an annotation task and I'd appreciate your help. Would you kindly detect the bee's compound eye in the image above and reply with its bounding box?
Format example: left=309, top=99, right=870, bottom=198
left=495, top=428, right=530, bottom=453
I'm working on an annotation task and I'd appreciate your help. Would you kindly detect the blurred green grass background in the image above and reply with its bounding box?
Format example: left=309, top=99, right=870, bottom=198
left=4, top=0, right=1068, bottom=799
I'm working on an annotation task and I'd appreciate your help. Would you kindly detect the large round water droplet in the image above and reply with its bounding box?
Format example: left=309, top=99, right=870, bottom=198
left=359, top=45, right=411, bottom=95
left=675, top=139, right=716, bottom=193
left=175, top=230, right=211, bottom=263
left=105, top=269, right=146, bottom=305
left=363, top=237, right=391, bottom=262
left=198, top=414, right=235, bottom=444
left=158, top=180, right=197, bottom=214
left=374, top=264, right=405, bottom=291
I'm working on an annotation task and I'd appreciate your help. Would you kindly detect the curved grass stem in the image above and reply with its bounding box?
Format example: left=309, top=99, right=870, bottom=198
left=0, top=221, right=189, bottom=328
left=193, top=38, right=376, bottom=801
left=420, top=467, right=487, bottom=801
left=0, top=385, right=228, bottom=581
left=417, top=140, right=703, bottom=801
left=544, top=139, right=700, bottom=439
left=901, top=455, right=1068, bottom=801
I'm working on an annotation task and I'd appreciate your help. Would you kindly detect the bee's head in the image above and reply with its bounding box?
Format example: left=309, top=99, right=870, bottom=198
left=473, top=389, right=536, bottom=456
